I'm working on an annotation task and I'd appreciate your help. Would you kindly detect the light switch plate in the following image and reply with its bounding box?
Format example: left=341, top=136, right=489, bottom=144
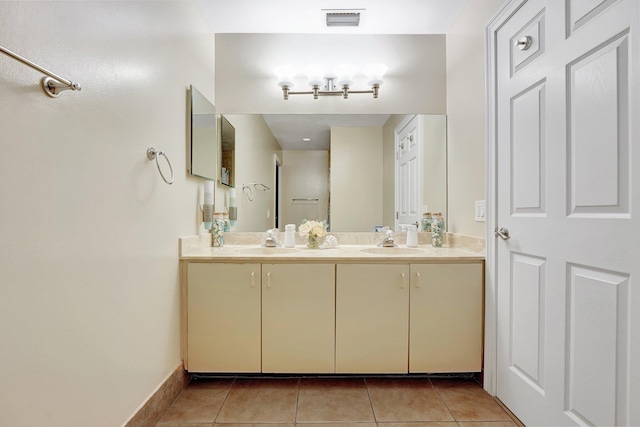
left=475, top=200, right=486, bottom=222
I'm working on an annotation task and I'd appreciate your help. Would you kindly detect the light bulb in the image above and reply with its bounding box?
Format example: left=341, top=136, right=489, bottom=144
left=334, top=64, right=357, bottom=87
left=304, top=64, right=326, bottom=87
left=364, top=63, right=388, bottom=86
left=274, top=65, right=295, bottom=88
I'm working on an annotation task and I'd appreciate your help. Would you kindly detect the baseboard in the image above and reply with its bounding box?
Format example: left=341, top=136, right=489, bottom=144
left=494, top=396, right=526, bottom=427
left=123, top=362, right=189, bottom=427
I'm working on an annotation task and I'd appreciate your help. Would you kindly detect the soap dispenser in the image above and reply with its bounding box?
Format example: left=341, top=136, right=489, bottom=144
left=406, top=224, right=418, bottom=248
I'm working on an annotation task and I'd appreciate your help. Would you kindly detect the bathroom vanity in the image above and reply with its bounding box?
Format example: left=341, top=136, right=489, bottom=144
left=179, top=233, right=485, bottom=375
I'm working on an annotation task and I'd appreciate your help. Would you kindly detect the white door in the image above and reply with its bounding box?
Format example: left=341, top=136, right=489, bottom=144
left=491, top=0, right=639, bottom=425
left=395, top=115, right=421, bottom=230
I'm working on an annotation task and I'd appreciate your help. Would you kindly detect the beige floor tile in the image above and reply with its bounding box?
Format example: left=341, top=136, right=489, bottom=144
left=366, top=378, right=454, bottom=422
left=296, top=424, right=377, bottom=427
left=158, top=379, right=233, bottom=424
left=215, top=378, right=299, bottom=423
left=157, top=423, right=213, bottom=427
left=457, top=422, right=518, bottom=427
left=296, top=378, right=375, bottom=423
left=216, top=424, right=293, bottom=427
left=431, top=379, right=512, bottom=422
left=377, top=422, right=458, bottom=427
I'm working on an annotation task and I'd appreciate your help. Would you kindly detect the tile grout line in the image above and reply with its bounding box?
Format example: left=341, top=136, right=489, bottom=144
left=363, top=377, right=379, bottom=425
left=294, top=377, right=301, bottom=425
left=428, top=377, right=458, bottom=423
left=211, top=377, right=236, bottom=425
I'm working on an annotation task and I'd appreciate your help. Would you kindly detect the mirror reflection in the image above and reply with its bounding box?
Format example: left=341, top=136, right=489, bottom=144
left=220, top=115, right=235, bottom=187
left=188, top=86, right=217, bottom=180
left=217, top=114, right=447, bottom=233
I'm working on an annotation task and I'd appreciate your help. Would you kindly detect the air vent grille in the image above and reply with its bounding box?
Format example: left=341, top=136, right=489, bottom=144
left=326, top=12, right=361, bottom=27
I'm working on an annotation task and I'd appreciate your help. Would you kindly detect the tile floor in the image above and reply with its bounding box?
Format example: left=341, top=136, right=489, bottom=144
left=156, top=376, right=522, bottom=427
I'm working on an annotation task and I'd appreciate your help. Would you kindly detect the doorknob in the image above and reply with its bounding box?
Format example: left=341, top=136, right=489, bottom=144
left=495, top=227, right=511, bottom=240
left=515, top=36, right=532, bottom=51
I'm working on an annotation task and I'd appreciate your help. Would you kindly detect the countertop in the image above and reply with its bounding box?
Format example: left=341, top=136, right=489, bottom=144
left=180, top=244, right=484, bottom=263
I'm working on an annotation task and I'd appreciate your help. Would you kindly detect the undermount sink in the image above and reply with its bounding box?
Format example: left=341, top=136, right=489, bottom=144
left=235, top=247, right=299, bottom=255
left=360, top=247, right=423, bottom=255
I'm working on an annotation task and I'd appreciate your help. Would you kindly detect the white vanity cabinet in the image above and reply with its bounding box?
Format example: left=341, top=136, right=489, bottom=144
left=186, top=263, right=261, bottom=373
left=262, top=263, right=335, bottom=373
left=183, top=256, right=484, bottom=374
left=409, top=263, right=483, bottom=372
left=336, top=264, right=410, bottom=373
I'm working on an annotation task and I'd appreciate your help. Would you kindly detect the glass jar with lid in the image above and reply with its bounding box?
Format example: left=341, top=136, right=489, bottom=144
left=431, top=212, right=444, bottom=247
left=421, top=212, right=432, bottom=232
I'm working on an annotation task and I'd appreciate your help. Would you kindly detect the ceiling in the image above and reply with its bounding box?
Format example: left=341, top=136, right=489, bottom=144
left=197, top=0, right=469, bottom=149
left=195, top=0, right=470, bottom=35
left=263, top=114, right=391, bottom=150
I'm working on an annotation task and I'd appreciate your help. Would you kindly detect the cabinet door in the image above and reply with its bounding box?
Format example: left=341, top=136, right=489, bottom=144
left=262, top=264, right=335, bottom=373
left=187, top=263, right=261, bottom=373
left=336, top=264, right=409, bottom=373
left=409, top=263, right=483, bottom=372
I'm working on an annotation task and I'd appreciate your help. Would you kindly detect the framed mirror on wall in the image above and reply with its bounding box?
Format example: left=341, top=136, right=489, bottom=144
left=220, top=115, right=235, bottom=187
left=188, top=85, right=217, bottom=180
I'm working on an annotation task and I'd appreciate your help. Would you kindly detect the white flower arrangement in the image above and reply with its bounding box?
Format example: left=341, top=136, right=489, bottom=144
left=298, top=219, right=328, bottom=239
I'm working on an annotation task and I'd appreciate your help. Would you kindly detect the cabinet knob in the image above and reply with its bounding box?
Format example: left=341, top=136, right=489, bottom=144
left=400, top=273, right=406, bottom=289
left=250, top=271, right=256, bottom=288
left=415, top=272, right=421, bottom=288
left=266, top=271, right=271, bottom=288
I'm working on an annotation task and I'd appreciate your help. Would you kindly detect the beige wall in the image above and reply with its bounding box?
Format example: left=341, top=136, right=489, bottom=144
left=281, top=150, right=329, bottom=227
left=223, top=115, right=282, bottom=231
left=422, top=115, right=448, bottom=220
left=446, top=0, right=507, bottom=236
left=0, top=2, right=214, bottom=426
left=330, top=127, right=383, bottom=231
left=215, top=34, right=447, bottom=115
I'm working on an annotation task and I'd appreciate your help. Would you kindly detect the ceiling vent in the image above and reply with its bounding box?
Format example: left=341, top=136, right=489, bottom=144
left=324, top=9, right=364, bottom=27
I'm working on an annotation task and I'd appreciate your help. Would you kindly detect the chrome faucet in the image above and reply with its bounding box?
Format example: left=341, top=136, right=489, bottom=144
left=378, top=230, right=396, bottom=247
left=264, top=229, right=280, bottom=247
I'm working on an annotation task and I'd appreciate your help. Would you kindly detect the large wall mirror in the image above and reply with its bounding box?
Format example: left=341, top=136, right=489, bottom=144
left=213, top=114, right=447, bottom=233
left=188, top=86, right=217, bottom=180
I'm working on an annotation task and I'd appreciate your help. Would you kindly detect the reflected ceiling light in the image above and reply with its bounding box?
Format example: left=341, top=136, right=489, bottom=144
left=274, top=63, right=387, bottom=100
left=302, top=137, right=312, bottom=142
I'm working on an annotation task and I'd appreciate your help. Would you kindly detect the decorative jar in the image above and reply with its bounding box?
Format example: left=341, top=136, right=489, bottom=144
left=212, top=219, right=224, bottom=247
left=431, top=212, right=444, bottom=247
left=421, top=212, right=432, bottom=232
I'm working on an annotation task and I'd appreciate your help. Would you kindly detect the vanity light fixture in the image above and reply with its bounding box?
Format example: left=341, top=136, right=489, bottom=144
left=274, top=63, right=388, bottom=100
left=302, top=137, right=312, bottom=142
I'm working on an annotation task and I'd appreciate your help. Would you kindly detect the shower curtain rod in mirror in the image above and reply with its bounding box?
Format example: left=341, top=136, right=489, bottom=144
left=0, top=45, right=81, bottom=98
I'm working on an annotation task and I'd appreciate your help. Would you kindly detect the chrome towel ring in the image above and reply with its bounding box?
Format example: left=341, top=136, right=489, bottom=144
left=242, top=184, right=254, bottom=201
left=147, top=147, right=174, bottom=185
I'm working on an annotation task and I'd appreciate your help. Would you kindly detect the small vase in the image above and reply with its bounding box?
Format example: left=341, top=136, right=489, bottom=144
left=307, top=235, right=321, bottom=249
